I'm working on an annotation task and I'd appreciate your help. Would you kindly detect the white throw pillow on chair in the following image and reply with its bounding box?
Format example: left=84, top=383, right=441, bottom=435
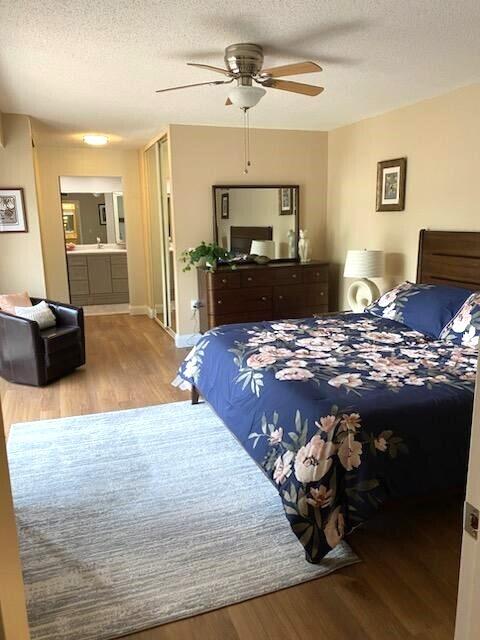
left=15, top=300, right=56, bottom=330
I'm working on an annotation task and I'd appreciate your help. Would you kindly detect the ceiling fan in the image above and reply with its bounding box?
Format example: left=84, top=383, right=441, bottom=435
left=155, top=43, right=324, bottom=109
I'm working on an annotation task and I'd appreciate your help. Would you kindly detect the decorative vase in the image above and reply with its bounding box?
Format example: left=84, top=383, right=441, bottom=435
left=298, top=229, right=311, bottom=263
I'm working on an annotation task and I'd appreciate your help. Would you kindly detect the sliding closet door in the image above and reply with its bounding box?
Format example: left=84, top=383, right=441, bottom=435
left=145, top=143, right=166, bottom=324
left=159, top=138, right=176, bottom=332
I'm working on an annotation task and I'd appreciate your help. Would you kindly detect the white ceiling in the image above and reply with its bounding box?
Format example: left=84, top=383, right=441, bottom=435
left=2, top=0, right=480, bottom=147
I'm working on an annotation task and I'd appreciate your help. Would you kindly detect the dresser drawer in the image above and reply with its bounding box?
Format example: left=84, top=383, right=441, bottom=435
left=208, top=311, right=273, bottom=329
left=208, top=271, right=242, bottom=290
left=303, top=265, right=329, bottom=283
left=280, top=306, right=328, bottom=320
left=208, top=287, right=272, bottom=314
left=271, top=266, right=304, bottom=284
left=273, top=283, right=328, bottom=314
left=241, top=269, right=274, bottom=287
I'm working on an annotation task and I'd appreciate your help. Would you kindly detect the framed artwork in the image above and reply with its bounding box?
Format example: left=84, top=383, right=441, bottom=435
left=376, top=157, right=407, bottom=211
left=0, top=188, right=28, bottom=233
left=98, top=203, right=107, bottom=225
left=279, top=187, right=293, bottom=215
left=221, top=193, right=229, bottom=219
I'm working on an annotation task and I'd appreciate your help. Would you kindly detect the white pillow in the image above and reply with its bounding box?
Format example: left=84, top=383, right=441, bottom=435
left=15, top=300, right=56, bottom=330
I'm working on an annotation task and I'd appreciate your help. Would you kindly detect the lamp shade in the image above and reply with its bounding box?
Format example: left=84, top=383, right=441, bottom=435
left=250, top=239, right=275, bottom=259
left=343, top=250, right=384, bottom=278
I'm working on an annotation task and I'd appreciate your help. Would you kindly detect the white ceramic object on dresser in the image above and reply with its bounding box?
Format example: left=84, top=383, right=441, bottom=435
left=344, top=249, right=384, bottom=312
left=298, top=229, right=311, bottom=263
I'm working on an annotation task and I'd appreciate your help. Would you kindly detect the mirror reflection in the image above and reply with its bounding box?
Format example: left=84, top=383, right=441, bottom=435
left=214, top=186, right=299, bottom=261
left=61, top=191, right=125, bottom=246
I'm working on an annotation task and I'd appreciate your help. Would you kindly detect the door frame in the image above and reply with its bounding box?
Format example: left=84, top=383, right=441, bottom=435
left=455, top=352, right=480, bottom=639
left=0, top=404, right=30, bottom=639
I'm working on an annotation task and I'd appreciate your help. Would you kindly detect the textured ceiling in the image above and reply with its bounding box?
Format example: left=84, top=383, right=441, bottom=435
left=2, top=0, right=480, bottom=147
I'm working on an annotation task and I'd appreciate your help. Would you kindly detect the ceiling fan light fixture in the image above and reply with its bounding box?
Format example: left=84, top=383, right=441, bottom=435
left=228, top=85, right=266, bottom=109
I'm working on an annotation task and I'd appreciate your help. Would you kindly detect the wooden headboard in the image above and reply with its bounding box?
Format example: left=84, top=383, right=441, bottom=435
left=230, top=226, right=273, bottom=255
left=417, top=229, right=480, bottom=291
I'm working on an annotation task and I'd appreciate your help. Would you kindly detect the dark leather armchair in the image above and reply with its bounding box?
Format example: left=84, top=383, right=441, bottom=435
left=0, top=298, right=85, bottom=386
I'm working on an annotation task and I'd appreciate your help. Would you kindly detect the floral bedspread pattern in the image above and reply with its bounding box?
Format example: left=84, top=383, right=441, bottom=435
left=175, top=314, right=476, bottom=563
left=440, top=292, right=480, bottom=348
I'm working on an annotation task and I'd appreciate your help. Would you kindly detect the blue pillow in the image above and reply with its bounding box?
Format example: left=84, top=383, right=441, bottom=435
left=439, top=292, right=480, bottom=348
left=366, top=281, right=473, bottom=338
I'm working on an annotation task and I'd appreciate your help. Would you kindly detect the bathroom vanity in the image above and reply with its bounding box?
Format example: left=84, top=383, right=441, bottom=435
left=67, top=246, right=129, bottom=306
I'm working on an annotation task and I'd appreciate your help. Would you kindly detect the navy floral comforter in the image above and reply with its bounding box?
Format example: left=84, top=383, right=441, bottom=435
left=174, top=313, right=477, bottom=563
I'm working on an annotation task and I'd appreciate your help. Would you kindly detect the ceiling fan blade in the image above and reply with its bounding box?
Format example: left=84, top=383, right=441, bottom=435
left=156, top=80, right=229, bottom=93
left=225, top=97, right=232, bottom=106
left=264, top=79, right=324, bottom=96
left=260, top=61, right=322, bottom=77
left=187, top=63, right=234, bottom=77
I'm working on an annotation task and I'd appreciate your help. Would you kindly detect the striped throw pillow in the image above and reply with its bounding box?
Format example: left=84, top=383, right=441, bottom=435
left=15, top=300, right=56, bottom=330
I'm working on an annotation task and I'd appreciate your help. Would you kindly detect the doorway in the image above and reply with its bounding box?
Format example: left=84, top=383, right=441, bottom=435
left=59, top=176, right=130, bottom=311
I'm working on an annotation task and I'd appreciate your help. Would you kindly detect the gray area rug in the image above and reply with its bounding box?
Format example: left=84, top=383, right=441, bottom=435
left=8, top=401, right=359, bottom=640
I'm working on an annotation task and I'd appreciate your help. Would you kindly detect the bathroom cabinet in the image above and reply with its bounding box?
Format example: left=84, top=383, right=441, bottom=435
left=67, top=253, right=129, bottom=305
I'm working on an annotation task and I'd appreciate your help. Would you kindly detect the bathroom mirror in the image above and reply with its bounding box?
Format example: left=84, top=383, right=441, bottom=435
left=213, top=185, right=299, bottom=261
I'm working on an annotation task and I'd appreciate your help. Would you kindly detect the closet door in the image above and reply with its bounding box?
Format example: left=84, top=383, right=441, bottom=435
left=159, top=138, right=176, bottom=332
left=145, top=143, right=166, bottom=324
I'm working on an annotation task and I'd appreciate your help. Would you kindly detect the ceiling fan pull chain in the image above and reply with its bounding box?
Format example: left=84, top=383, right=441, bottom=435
left=247, top=108, right=251, bottom=170
left=243, top=108, right=248, bottom=174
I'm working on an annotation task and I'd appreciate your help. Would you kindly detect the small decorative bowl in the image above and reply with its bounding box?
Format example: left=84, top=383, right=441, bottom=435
left=253, top=254, right=270, bottom=265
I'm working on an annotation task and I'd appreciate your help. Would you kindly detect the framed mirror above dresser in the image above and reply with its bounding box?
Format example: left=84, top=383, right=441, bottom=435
left=213, top=185, right=299, bottom=261
left=196, top=184, right=329, bottom=332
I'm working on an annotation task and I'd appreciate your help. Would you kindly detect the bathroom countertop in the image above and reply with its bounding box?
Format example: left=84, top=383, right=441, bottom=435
left=66, top=244, right=127, bottom=255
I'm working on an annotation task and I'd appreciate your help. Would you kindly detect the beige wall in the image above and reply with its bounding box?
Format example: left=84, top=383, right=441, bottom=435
left=0, top=112, right=4, bottom=148
left=327, top=84, right=480, bottom=310
left=34, top=145, right=147, bottom=307
left=169, top=124, right=328, bottom=336
left=0, top=115, right=46, bottom=297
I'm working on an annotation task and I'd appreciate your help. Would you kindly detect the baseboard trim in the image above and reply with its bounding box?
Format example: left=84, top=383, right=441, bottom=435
left=175, top=333, right=202, bottom=348
left=129, top=305, right=151, bottom=316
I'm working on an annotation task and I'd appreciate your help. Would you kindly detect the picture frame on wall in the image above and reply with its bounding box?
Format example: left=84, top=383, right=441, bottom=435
left=98, top=203, right=107, bottom=225
left=221, top=193, right=229, bottom=219
left=0, top=188, right=28, bottom=233
left=376, top=157, right=407, bottom=211
left=279, top=187, right=293, bottom=215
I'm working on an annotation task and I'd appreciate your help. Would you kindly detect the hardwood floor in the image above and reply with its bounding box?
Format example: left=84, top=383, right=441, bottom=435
left=0, top=315, right=461, bottom=640
left=0, top=315, right=187, bottom=439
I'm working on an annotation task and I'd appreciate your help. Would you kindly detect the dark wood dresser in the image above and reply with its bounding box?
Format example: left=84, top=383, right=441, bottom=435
left=197, top=261, right=329, bottom=332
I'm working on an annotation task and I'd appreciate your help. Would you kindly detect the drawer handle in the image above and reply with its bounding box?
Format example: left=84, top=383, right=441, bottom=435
left=315, top=272, right=320, bottom=277
left=278, top=295, right=284, bottom=300
left=247, top=276, right=253, bottom=282
left=292, top=273, right=297, bottom=278
left=261, top=296, right=267, bottom=302
left=217, top=299, right=223, bottom=305
left=320, top=291, right=324, bottom=296
left=221, top=278, right=227, bottom=284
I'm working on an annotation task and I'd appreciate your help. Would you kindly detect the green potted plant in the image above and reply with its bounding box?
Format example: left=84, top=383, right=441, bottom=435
left=181, top=241, right=234, bottom=272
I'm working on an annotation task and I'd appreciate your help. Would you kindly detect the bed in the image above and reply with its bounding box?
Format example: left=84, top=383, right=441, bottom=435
left=174, top=230, right=480, bottom=563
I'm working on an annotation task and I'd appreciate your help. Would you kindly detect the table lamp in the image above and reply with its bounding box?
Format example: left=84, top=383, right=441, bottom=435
left=343, top=249, right=384, bottom=311
left=250, top=240, right=276, bottom=260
